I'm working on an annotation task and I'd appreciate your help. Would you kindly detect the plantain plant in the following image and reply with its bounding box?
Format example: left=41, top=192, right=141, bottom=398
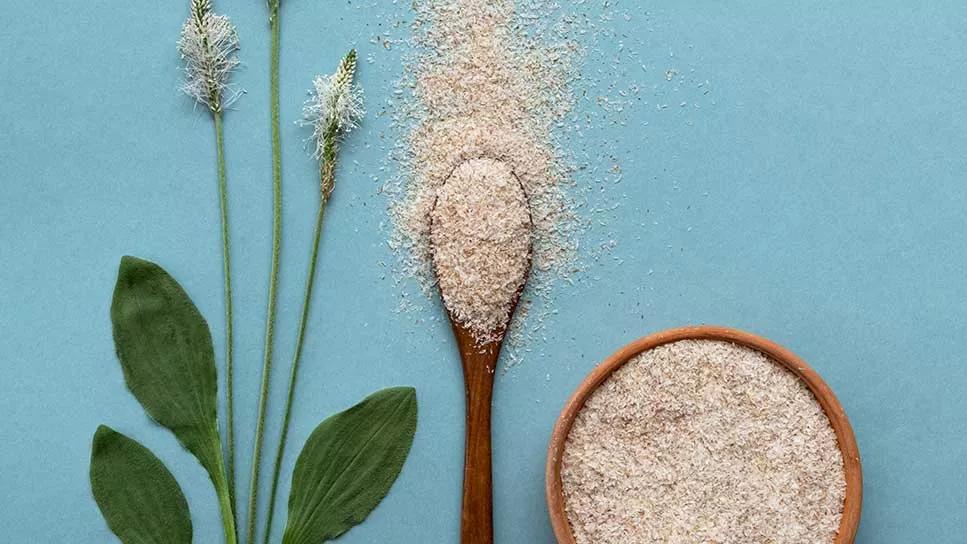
left=88, top=3, right=418, bottom=544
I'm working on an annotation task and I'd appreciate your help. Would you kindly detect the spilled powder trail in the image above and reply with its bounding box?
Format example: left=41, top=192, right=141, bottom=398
left=562, top=340, right=847, bottom=544
left=388, top=0, right=580, bottom=350
left=430, top=158, right=531, bottom=341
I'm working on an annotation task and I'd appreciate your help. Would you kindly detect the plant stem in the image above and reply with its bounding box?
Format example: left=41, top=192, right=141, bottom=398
left=262, top=189, right=330, bottom=544
left=213, top=110, right=237, bottom=513
left=247, top=2, right=282, bottom=543
left=216, top=455, right=239, bottom=544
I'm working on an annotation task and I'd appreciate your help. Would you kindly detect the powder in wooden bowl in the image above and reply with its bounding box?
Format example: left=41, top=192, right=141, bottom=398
left=430, top=158, right=532, bottom=341
left=561, top=339, right=847, bottom=543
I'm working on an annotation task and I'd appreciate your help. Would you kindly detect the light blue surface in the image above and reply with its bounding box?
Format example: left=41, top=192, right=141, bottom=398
left=2, top=1, right=965, bottom=542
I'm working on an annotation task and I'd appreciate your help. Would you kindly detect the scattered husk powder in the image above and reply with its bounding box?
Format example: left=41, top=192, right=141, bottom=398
left=389, top=0, right=579, bottom=347
left=429, top=158, right=531, bottom=341
left=562, top=340, right=846, bottom=543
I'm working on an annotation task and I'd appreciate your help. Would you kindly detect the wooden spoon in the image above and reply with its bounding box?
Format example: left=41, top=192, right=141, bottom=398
left=429, top=158, right=532, bottom=544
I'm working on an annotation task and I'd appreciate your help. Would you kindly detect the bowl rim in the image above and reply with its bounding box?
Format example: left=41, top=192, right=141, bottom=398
left=545, top=325, right=863, bottom=544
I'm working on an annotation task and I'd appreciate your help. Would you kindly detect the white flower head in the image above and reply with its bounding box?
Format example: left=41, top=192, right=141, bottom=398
left=178, top=0, right=240, bottom=113
left=301, top=50, right=364, bottom=160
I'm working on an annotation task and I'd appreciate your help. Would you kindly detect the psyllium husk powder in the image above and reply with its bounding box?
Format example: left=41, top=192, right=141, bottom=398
left=389, top=0, right=579, bottom=349
left=562, top=340, right=847, bottom=544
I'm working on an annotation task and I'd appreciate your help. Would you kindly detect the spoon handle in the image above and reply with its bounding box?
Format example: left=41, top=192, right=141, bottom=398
left=456, top=329, right=500, bottom=544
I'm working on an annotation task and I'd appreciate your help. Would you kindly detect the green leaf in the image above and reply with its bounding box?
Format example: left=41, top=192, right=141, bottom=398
left=90, top=425, right=192, bottom=544
left=110, top=256, right=224, bottom=487
left=281, top=387, right=418, bottom=544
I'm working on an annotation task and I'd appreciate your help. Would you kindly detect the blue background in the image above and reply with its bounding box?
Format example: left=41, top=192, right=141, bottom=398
left=2, top=1, right=965, bottom=542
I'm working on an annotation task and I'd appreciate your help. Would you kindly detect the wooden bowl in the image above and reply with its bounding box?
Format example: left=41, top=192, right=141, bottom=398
left=546, top=325, right=862, bottom=543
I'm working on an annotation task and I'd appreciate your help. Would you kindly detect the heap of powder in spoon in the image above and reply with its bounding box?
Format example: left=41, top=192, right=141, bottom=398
left=430, top=158, right=531, bottom=342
